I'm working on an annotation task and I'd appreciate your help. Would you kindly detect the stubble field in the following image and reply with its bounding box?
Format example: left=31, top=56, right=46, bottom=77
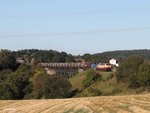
left=0, top=94, right=150, bottom=113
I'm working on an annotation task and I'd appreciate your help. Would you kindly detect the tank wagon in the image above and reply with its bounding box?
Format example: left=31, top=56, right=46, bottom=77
left=40, top=63, right=85, bottom=69
left=40, top=62, right=89, bottom=76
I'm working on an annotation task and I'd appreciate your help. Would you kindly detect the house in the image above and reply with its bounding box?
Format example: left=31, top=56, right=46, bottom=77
left=109, top=59, right=119, bottom=67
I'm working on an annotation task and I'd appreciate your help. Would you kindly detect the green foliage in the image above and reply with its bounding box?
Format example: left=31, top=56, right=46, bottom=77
left=92, top=49, right=150, bottom=63
left=116, top=56, right=143, bottom=82
left=42, top=75, right=71, bottom=98
left=0, top=84, right=14, bottom=100
left=82, top=54, right=92, bottom=62
left=116, top=56, right=150, bottom=89
left=0, top=69, right=14, bottom=99
left=13, top=49, right=150, bottom=63
left=0, top=64, right=33, bottom=99
left=137, top=62, right=150, bottom=88
left=14, top=49, right=75, bottom=63
left=2, top=49, right=150, bottom=99
left=83, top=69, right=101, bottom=88
left=0, top=50, right=18, bottom=70
left=88, top=88, right=102, bottom=96
left=0, top=60, right=72, bottom=100
left=65, top=54, right=75, bottom=62
left=30, top=67, right=71, bottom=99
left=34, top=51, right=53, bottom=62
left=29, top=66, right=48, bottom=98
left=0, top=69, right=12, bottom=82
left=52, top=53, right=65, bottom=62
left=13, top=64, right=33, bottom=99
left=111, top=88, right=123, bottom=95
left=69, top=73, right=86, bottom=91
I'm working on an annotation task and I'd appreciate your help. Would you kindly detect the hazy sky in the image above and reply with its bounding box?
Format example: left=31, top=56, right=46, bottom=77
left=0, top=0, right=150, bottom=55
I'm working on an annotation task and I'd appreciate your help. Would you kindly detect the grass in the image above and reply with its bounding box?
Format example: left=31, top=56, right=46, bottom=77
left=69, top=73, right=85, bottom=90
left=69, top=70, right=145, bottom=97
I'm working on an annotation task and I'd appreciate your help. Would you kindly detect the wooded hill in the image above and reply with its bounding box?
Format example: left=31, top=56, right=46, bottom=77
left=13, top=49, right=75, bottom=63
left=92, top=49, right=150, bottom=62
left=11, top=49, right=150, bottom=63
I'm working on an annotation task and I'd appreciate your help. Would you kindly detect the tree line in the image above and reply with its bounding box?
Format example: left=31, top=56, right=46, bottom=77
left=0, top=50, right=71, bottom=99
left=82, top=49, right=150, bottom=63
left=13, top=49, right=75, bottom=63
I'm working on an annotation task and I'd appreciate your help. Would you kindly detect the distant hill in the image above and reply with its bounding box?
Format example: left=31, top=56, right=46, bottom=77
left=4, top=49, right=150, bottom=63
left=92, top=49, right=150, bottom=62
left=13, top=49, right=75, bottom=63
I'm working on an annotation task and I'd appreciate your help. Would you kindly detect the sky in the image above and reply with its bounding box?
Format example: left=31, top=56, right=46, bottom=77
left=0, top=0, right=150, bottom=55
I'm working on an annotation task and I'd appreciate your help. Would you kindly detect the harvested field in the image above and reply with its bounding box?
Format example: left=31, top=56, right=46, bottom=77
left=0, top=94, right=150, bottom=113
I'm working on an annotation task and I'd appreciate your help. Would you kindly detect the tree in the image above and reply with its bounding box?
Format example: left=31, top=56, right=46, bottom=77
left=83, top=69, right=100, bottom=88
left=34, top=51, right=53, bottom=63
left=0, top=70, right=14, bottom=100
left=0, top=84, right=14, bottom=100
left=83, top=54, right=92, bottom=62
left=42, top=75, right=71, bottom=98
left=0, top=50, right=18, bottom=70
left=30, top=66, right=71, bottom=99
left=4, top=64, right=33, bottom=99
left=0, top=64, right=34, bottom=100
left=116, top=56, right=144, bottom=88
left=29, top=66, right=46, bottom=99
left=52, top=53, right=66, bottom=62
left=137, top=62, right=150, bottom=88
left=65, top=54, right=74, bottom=62
left=14, top=64, right=33, bottom=99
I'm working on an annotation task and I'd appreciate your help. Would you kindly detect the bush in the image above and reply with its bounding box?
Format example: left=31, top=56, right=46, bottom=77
left=111, top=88, right=123, bottom=95
left=137, top=62, right=150, bottom=88
left=88, top=88, right=102, bottom=96
left=83, top=69, right=101, bottom=88
left=42, top=75, right=71, bottom=98
left=116, top=56, right=144, bottom=88
left=0, top=50, right=18, bottom=70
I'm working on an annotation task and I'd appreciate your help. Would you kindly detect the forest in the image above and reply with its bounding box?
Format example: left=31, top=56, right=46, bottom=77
left=11, top=49, right=150, bottom=63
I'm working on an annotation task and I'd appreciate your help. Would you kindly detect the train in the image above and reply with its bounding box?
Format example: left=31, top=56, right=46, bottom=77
left=95, top=63, right=112, bottom=71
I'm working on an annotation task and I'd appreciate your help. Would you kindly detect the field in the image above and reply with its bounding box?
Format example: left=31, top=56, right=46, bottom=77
left=0, top=94, right=150, bottom=113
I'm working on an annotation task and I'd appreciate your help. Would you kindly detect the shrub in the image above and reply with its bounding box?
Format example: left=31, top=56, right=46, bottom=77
left=116, top=56, right=144, bottom=88
left=83, top=69, right=101, bottom=88
left=137, top=62, right=150, bottom=88
left=88, top=88, right=102, bottom=96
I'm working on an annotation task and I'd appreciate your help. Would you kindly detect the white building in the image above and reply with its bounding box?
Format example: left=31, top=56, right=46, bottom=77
left=109, top=59, right=119, bottom=67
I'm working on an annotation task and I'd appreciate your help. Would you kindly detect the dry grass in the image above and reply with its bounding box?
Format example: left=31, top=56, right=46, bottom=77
left=0, top=94, right=150, bottom=113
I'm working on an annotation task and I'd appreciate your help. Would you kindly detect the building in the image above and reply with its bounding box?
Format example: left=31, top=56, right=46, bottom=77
left=109, top=59, right=119, bottom=67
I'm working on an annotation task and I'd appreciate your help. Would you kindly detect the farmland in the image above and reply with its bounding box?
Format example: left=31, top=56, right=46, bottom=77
left=0, top=94, right=150, bottom=113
